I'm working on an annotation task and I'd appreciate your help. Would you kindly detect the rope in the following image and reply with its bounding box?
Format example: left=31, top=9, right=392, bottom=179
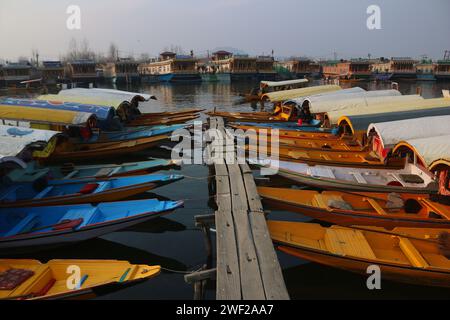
left=161, top=264, right=204, bottom=275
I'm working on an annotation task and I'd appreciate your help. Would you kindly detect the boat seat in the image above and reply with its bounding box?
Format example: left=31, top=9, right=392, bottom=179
left=320, top=154, right=332, bottom=161
left=350, top=172, right=368, bottom=184
left=399, top=174, right=425, bottom=184
left=312, top=194, right=352, bottom=210
left=397, top=237, right=430, bottom=269
left=324, top=228, right=377, bottom=259
left=94, top=181, right=111, bottom=193
left=0, top=185, right=22, bottom=201
left=94, top=168, right=114, bottom=177
left=33, top=186, right=54, bottom=199
left=63, top=170, right=79, bottom=179
left=288, top=151, right=309, bottom=159
left=421, top=199, right=450, bottom=220
left=307, top=167, right=335, bottom=179
left=363, top=198, right=387, bottom=215
left=58, top=208, right=98, bottom=227
left=3, top=213, right=40, bottom=237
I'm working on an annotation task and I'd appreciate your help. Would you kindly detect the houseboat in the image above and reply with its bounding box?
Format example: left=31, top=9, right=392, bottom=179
left=65, top=59, right=98, bottom=85
left=415, top=59, right=436, bottom=81
left=139, top=52, right=201, bottom=83
left=435, top=59, right=450, bottom=81
left=256, top=55, right=277, bottom=81
left=104, top=58, right=140, bottom=84
left=206, top=50, right=234, bottom=82
left=0, top=62, right=33, bottom=87
left=281, top=58, right=321, bottom=79
left=372, top=57, right=417, bottom=80
left=322, top=59, right=371, bottom=81
left=40, top=61, right=66, bottom=85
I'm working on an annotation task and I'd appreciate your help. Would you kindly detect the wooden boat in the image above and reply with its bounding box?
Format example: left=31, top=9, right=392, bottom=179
left=0, top=199, right=183, bottom=252
left=257, top=160, right=437, bottom=193
left=0, top=259, right=160, bottom=300
left=0, top=174, right=183, bottom=208
left=47, top=133, right=171, bottom=162
left=268, top=220, right=450, bottom=288
left=206, top=104, right=303, bottom=123
left=259, top=187, right=450, bottom=228
left=136, top=108, right=204, bottom=118
left=228, top=122, right=341, bottom=141
left=8, top=159, right=180, bottom=182
left=244, top=144, right=404, bottom=168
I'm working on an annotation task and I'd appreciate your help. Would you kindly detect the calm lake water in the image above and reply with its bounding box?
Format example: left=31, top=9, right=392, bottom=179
left=5, top=80, right=450, bottom=299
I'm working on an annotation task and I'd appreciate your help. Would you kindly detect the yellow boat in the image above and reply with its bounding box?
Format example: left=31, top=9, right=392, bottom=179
left=268, top=220, right=450, bottom=288
left=0, top=259, right=160, bottom=300
left=261, top=85, right=341, bottom=103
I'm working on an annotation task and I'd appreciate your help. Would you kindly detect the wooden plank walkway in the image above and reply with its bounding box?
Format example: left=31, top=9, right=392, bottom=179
left=209, top=116, right=289, bottom=300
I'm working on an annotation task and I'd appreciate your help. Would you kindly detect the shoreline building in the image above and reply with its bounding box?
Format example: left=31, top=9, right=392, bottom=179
left=256, top=55, right=277, bottom=81
left=104, top=58, right=140, bottom=84
left=372, top=57, right=417, bottom=80
left=435, top=59, right=450, bottom=81
left=0, top=62, right=33, bottom=87
left=40, top=61, right=66, bottom=86
left=281, top=58, right=321, bottom=79
left=66, top=59, right=98, bottom=85
left=322, top=59, right=371, bottom=81
left=415, top=58, right=436, bottom=81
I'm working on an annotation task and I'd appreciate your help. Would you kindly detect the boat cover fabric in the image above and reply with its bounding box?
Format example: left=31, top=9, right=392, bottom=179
left=260, top=79, right=308, bottom=88
left=328, top=97, right=450, bottom=125
left=287, top=90, right=407, bottom=114
left=394, top=135, right=450, bottom=168
left=367, top=115, right=450, bottom=148
left=338, top=107, right=450, bottom=135
left=39, top=94, right=127, bottom=110
left=262, top=85, right=342, bottom=102
left=285, top=87, right=366, bottom=108
left=0, top=103, right=94, bottom=126
left=1, top=98, right=114, bottom=121
left=59, top=88, right=155, bottom=103
left=0, top=125, right=60, bottom=166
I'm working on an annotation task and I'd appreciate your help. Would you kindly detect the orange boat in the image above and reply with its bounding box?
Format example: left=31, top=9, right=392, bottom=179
left=205, top=104, right=302, bottom=123
left=126, top=114, right=200, bottom=126
left=259, top=187, right=450, bottom=229
left=244, top=144, right=403, bottom=168
left=47, top=134, right=171, bottom=163
left=268, top=220, right=450, bottom=288
left=137, top=108, right=204, bottom=119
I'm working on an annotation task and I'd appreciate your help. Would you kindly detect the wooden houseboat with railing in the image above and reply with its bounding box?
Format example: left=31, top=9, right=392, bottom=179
left=65, top=59, right=98, bottom=85
left=435, top=60, right=450, bottom=81
left=0, top=62, right=34, bottom=88
left=415, top=59, right=436, bottom=81
left=212, top=51, right=258, bottom=81
left=281, top=58, right=321, bottom=79
left=372, top=57, right=417, bottom=80
left=139, top=52, right=201, bottom=83
left=40, top=61, right=66, bottom=85
left=104, top=58, right=140, bottom=84
left=256, top=55, right=277, bottom=81
left=322, top=59, right=371, bottom=81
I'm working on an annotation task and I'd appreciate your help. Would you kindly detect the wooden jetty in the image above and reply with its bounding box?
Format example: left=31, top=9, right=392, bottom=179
left=185, top=117, right=289, bottom=300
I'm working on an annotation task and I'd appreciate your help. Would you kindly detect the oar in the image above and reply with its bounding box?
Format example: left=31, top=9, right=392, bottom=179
left=18, top=218, right=83, bottom=235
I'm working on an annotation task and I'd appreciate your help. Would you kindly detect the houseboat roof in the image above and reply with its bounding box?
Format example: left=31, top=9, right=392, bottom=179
left=437, top=60, right=450, bottom=65
left=69, top=59, right=96, bottom=65
left=0, top=125, right=60, bottom=168
left=42, top=61, right=63, bottom=68
left=391, top=57, right=416, bottom=62
left=2, top=63, right=32, bottom=70
left=392, top=135, right=450, bottom=169
left=213, top=50, right=232, bottom=55
left=367, top=115, right=450, bottom=149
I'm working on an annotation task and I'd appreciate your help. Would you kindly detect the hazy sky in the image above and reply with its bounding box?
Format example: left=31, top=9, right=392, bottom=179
left=1, top=0, right=449, bottom=61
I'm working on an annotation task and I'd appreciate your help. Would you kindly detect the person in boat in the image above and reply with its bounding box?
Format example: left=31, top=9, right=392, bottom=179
left=297, top=105, right=313, bottom=125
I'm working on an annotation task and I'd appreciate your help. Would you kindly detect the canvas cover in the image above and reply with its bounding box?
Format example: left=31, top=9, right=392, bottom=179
left=261, top=85, right=342, bottom=102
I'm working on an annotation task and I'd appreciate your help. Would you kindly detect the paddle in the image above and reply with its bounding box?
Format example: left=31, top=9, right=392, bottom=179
left=18, top=218, right=83, bottom=235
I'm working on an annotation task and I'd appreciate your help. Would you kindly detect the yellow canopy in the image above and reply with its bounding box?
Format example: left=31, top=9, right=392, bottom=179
left=0, top=104, right=94, bottom=126
left=261, top=85, right=341, bottom=103
left=327, top=98, right=450, bottom=125
left=38, top=94, right=128, bottom=110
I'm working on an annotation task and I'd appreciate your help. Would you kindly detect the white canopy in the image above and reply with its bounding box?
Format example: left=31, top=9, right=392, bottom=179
left=393, top=135, right=450, bottom=168
left=0, top=125, right=60, bottom=168
left=285, top=87, right=366, bottom=106
left=285, top=89, right=406, bottom=114
left=260, top=79, right=308, bottom=88
left=59, top=88, right=156, bottom=102
left=368, top=115, right=450, bottom=149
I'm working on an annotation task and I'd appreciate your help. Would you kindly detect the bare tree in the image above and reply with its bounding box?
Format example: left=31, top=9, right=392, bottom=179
left=108, top=42, right=119, bottom=61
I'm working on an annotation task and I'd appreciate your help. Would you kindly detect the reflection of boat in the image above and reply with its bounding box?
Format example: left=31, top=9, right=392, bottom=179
left=268, top=220, right=450, bottom=288
left=260, top=187, right=449, bottom=228
left=258, top=160, right=437, bottom=193
left=0, top=259, right=160, bottom=300
left=8, top=159, right=179, bottom=182
left=0, top=174, right=183, bottom=207
left=0, top=199, right=183, bottom=252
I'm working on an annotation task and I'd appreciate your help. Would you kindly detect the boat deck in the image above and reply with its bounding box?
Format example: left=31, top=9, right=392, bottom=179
left=185, top=117, right=289, bottom=300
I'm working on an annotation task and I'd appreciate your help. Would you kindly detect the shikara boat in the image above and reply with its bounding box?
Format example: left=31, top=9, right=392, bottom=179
left=259, top=187, right=450, bottom=228
left=244, top=144, right=404, bottom=168
left=126, top=114, right=200, bottom=127
left=0, top=199, right=183, bottom=252
left=205, top=104, right=303, bottom=123
left=135, top=108, right=204, bottom=118
left=47, top=133, right=172, bottom=162
left=230, top=119, right=324, bottom=131
left=8, top=159, right=179, bottom=182
left=0, top=174, right=183, bottom=208
left=268, top=220, right=450, bottom=288
left=0, top=259, right=160, bottom=300
left=257, top=160, right=437, bottom=193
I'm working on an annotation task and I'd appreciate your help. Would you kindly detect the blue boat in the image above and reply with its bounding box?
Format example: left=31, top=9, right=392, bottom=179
left=7, top=159, right=180, bottom=182
left=231, top=120, right=339, bottom=134
left=0, top=174, right=184, bottom=208
left=0, top=199, right=184, bottom=253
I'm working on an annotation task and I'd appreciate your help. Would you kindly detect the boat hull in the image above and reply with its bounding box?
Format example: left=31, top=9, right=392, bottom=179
left=278, top=245, right=450, bottom=288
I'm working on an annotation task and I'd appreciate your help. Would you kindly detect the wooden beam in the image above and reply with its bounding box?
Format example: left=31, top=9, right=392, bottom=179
left=184, top=268, right=217, bottom=284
